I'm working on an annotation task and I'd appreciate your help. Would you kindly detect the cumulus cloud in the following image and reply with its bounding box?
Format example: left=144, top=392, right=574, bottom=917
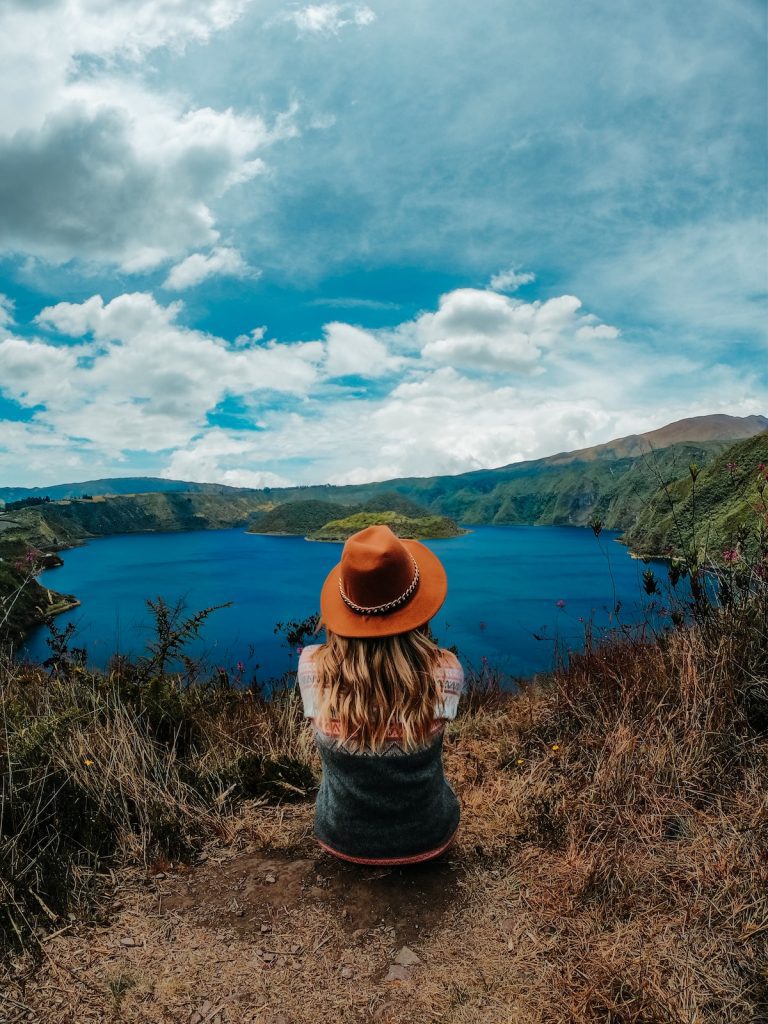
left=1, top=279, right=763, bottom=488
left=0, top=0, right=287, bottom=269
left=489, top=267, right=536, bottom=292
left=323, top=321, right=403, bottom=378
left=0, top=419, right=104, bottom=486
left=163, top=247, right=258, bottom=290
left=0, top=292, right=323, bottom=454
left=283, top=4, right=377, bottom=35
left=163, top=430, right=293, bottom=488
left=408, top=288, right=618, bottom=372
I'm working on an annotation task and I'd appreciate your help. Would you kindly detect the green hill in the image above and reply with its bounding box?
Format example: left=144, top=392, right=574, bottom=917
left=248, top=500, right=354, bottom=535
left=308, top=510, right=466, bottom=541
left=623, top=431, right=768, bottom=560
left=249, top=493, right=448, bottom=540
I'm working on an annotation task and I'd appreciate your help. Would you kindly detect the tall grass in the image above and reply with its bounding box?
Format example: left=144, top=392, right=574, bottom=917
left=0, top=645, right=317, bottom=954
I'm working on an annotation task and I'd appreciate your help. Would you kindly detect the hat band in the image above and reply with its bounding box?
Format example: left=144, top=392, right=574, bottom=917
left=339, top=557, right=420, bottom=615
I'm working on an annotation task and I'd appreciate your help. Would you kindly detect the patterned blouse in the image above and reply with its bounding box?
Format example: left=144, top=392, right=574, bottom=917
left=298, top=644, right=465, bottom=735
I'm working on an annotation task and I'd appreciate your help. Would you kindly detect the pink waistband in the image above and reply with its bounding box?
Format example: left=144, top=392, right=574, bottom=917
left=315, top=829, right=458, bottom=867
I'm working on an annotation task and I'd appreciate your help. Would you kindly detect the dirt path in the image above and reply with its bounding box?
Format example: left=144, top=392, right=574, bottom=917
left=4, top=803, right=534, bottom=1024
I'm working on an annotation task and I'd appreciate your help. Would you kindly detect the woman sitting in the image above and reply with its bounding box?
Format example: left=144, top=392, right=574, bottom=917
left=298, top=524, right=464, bottom=865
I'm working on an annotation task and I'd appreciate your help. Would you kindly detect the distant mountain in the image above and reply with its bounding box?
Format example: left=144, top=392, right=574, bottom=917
left=499, top=414, right=768, bottom=467
left=2, top=414, right=765, bottom=533
left=0, top=477, right=256, bottom=505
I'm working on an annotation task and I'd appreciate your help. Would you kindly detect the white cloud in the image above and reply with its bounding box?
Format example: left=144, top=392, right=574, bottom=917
left=408, top=288, right=618, bottom=372
left=163, top=247, right=258, bottom=290
left=1, top=280, right=764, bottom=488
left=0, top=0, right=290, bottom=270
left=0, top=293, right=324, bottom=453
left=489, top=267, right=536, bottom=292
left=163, top=430, right=293, bottom=487
left=323, top=321, right=403, bottom=378
left=284, top=4, right=377, bottom=35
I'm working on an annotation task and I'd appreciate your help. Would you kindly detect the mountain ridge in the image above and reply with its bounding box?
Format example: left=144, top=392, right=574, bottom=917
left=2, top=413, right=765, bottom=503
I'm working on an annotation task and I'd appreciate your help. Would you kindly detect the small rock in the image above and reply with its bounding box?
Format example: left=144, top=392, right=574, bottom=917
left=351, top=928, right=367, bottom=942
left=260, top=924, right=272, bottom=933
left=197, top=852, right=208, bottom=862
left=119, top=936, right=136, bottom=947
left=340, top=965, right=354, bottom=979
left=264, top=873, right=276, bottom=884
left=393, top=945, right=421, bottom=967
left=384, top=965, right=412, bottom=983
left=261, top=951, right=276, bottom=963
left=290, top=943, right=301, bottom=954
left=154, top=871, right=166, bottom=880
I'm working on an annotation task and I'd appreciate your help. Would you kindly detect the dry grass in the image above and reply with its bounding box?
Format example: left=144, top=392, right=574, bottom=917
left=1, top=586, right=767, bottom=1022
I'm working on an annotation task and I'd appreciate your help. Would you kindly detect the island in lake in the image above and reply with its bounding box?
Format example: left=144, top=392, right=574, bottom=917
left=246, top=491, right=465, bottom=540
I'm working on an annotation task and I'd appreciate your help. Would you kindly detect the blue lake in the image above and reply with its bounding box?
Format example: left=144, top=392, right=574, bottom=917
left=23, top=526, right=668, bottom=681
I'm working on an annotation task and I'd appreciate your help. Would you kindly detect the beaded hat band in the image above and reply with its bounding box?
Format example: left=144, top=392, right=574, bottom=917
left=339, top=557, right=420, bottom=615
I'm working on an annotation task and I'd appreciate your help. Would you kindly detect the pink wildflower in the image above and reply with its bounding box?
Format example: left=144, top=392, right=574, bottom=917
left=722, top=548, right=739, bottom=563
left=555, top=599, right=566, bottom=609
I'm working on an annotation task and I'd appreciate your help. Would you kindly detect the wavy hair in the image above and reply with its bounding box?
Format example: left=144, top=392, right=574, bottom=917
left=310, top=626, right=442, bottom=752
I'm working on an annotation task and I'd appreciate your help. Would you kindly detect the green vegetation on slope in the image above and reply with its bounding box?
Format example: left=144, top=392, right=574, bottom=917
left=381, top=440, right=736, bottom=528
left=0, top=491, right=271, bottom=551
left=309, top=510, right=466, bottom=541
left=624, top=431, right=768, bottom=559
left=247, top=499, right=354, bottom=534
left=0, top=556, right=77, bottom=640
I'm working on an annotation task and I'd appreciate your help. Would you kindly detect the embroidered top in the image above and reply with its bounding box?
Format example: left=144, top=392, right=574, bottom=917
left=297, top=644, right=465, bottom=865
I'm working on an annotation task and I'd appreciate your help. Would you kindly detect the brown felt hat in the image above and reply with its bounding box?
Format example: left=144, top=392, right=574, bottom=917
left=320, top=524, right=448, bottom=638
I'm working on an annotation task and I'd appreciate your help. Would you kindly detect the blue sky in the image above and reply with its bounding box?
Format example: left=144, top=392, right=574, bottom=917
left=0, top=0, right=765, bottom=487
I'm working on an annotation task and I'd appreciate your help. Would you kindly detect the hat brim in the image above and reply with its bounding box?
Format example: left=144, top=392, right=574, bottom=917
left=320, top=538, right=448, bottom=638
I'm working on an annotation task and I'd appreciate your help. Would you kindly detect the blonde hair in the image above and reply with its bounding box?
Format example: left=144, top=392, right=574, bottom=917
left=310, top=626, right=442, bottom=752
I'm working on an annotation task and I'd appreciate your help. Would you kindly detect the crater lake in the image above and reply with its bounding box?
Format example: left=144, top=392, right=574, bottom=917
left=22, top=525, right=670, bottom=683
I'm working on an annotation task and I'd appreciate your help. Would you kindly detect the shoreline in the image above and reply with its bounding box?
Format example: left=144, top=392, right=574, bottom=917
left=6, top=517, right=640, bottom=647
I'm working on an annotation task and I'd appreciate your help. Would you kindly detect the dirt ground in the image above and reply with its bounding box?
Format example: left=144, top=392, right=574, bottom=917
left=3, top=803, right=533, bottom=1024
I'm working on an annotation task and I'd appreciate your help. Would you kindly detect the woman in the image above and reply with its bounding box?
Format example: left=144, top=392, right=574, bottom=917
left=298, top=523, right=464, bottom=865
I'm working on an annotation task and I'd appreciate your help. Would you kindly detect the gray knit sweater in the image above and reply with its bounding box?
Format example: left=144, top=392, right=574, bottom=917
left=297, top=645, right=465, bottom=865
